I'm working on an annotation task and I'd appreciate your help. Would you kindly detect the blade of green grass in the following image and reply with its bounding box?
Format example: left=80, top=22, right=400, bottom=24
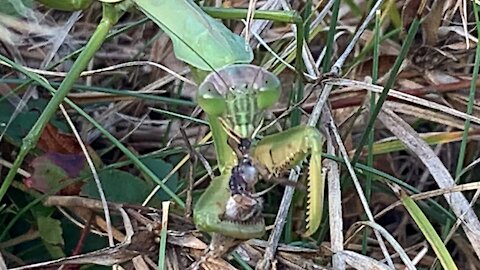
left=322, top=0, right=341, bottom=72
left=454, top=1, right=480, bottom=185
left=397, top=188, right=458, bottom=270
left=363, top=9, right=381, bottom=255
left=351, top=16, right=421, bottom=164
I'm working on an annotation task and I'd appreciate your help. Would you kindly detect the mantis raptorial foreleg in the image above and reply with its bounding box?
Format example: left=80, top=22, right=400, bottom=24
left=252, top=126, right=325, bottom=237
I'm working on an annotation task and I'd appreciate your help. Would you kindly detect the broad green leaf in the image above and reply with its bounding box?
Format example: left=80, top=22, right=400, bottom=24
left=142, top=157, right=178, bottom=202
left=0, top=97, right=68, bottom=147
left=133, top=0, right=253, bottom=71
left=0, top=98, right=47, bottom=146
left=37, top=216, right=65, bottom=259
left=81, top=168, right=175, bottom=205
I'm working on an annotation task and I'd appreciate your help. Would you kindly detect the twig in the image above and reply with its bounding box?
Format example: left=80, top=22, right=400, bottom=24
left=179, top=128, right=214, bottom=180
left=324, top=107, right=394, bottom=268
left=180, top=128, right=199, bottom=217
left=323, top=112, right=345, bottom=270
left=71, top=213, right=94, bottom=256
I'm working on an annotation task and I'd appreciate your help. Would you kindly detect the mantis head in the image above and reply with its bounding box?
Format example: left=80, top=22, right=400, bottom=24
left=197, top=64, right=281, bottom=139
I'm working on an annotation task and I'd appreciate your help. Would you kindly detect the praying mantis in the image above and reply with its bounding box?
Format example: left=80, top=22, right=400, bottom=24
left=126, top=0, right=325, bottom=239
left=31, top=0, right=325, bottom=248
left=193, top=64, right=325, bottom=239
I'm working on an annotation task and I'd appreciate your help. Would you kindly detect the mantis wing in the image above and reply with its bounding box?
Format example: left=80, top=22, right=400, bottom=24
left=134, top=0, right=253, bottom=71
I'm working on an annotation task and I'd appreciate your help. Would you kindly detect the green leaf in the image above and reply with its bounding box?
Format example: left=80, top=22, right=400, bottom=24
left=133, top=0, right=252, bottom=71
left=0, top=98, right=46, bottom=146
left=37, top=216, right=65, bottom=259
left=25, top=152, right=89, bottom=194
left=141, top=158, right=178, bottom=205
left=81, top=168, right=175, bottom=205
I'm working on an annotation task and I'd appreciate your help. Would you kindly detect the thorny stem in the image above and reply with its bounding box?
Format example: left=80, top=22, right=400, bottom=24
left=0, top=4, right=122, bottom=202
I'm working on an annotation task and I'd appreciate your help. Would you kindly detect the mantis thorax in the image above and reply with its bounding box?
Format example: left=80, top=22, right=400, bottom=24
left=197, top=64, right=281, bottom=139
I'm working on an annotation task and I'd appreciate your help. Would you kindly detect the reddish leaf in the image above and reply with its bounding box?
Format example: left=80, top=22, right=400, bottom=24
left=38, top=124, right=82, bottom=154
left=24, top=152, right=89, bottom=195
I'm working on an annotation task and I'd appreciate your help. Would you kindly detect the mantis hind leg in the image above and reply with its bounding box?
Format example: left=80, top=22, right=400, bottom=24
left=252, top=126, right=325, bottom=237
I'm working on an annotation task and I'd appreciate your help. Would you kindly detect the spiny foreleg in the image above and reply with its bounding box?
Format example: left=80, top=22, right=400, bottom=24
left=252, top=126, right=325, bottom=237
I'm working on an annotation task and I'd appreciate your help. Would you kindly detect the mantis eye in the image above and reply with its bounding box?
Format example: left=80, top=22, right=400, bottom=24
left=256, top=72, right=281, bottom=109
left=197, top=82, right=227, bottom=116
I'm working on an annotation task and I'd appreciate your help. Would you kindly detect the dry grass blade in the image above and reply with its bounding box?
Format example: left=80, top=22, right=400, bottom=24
left=9, top=244, right=139, bottom=269
left=323, top=107, right=394, bottom=268
left=378, top=107, right=480, bottom=259
left=59, top=104, right=114, bottom=247
left=384, top=101, right=479, bottom=130
left=339, top=250, right=390, bottom=270
left=376, top=181, right=480, bottom=221
left=326, top=78, right=480, bottom=125
left=324, top=113, right=345, bottom=270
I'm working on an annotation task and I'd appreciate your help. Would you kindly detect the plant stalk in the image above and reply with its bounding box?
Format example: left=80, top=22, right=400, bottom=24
left=0, top=3, right=121, bottom=201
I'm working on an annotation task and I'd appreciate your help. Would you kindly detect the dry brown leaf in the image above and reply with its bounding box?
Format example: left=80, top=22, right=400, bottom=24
left=38, top=124, right=82, bottom=154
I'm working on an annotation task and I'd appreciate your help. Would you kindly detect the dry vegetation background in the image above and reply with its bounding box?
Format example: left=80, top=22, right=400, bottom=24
left=1, top=0, right=480, bottom=269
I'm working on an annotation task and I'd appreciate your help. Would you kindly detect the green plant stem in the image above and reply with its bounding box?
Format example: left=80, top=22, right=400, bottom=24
left=351, top=18, right=420, bottom=164
left=322, top=0, right=341, bottom=72
left=0, top=3, right=120, bottom=202
left=363, top=9, right=381, bottom=255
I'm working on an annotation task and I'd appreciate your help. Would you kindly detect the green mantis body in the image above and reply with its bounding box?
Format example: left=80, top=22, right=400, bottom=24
left=33, top=0, right=321, bottom=242
left=193, top=64, right=325, bottom=239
